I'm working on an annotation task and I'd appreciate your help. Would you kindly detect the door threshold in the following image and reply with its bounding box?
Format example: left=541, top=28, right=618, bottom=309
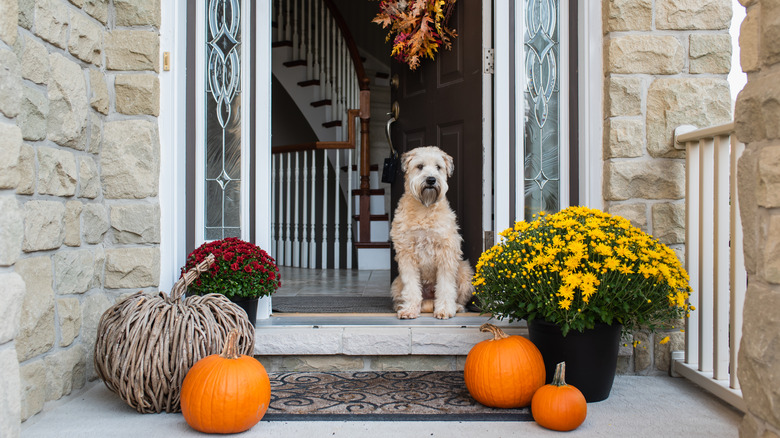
left=256, top=313, right=521, bottom=328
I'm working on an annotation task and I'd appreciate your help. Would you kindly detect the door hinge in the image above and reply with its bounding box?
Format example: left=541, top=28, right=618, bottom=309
left=483, top=48, right=494, bottom=74
left=483, top=230, right=495, bottom=251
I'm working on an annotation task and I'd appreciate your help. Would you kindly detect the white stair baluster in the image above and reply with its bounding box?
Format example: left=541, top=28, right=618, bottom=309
left=293, top=151, right=301, bottom=267
left=310, top=150, right=318, bottom=268
left=291, top=0, right=299, bottom=60
left=285, top=152, right=293, bottom=266
left=305, top=0, right=313, bottom=79
left=322, top=150, right=329, bottom=268
left=334, top=150, right=341, bottom=269
left=346, top=141, right=354, bottom=269
left=271, top=154, right=278, bottom=259
left=313, top=0, right=320, bottom=81
left=301, top=150, right=309, bottom=268
left=284, top=0, right=291, bottom=42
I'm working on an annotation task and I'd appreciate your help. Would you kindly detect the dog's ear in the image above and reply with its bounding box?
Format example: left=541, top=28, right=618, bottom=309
left=401, top=151, right=414, bottom=173
left=443, top=152, right=454, bottom=176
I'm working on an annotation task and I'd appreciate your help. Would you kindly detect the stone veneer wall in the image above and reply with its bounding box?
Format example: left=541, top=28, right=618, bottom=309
left=734, top=0, right=780, bottom=436
left=601, top=0, right=733, bottom=374
left=0, top=0, right=161, bottom=436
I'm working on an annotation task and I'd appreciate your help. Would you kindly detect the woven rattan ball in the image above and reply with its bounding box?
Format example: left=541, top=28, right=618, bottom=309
left=94, top=254, right=255, bottom=413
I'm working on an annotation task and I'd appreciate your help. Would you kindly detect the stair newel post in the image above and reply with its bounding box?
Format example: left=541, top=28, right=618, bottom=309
left=359, top=78, right=372, bottom=244
left=310, top=150, right=318, bottom=268
left=285, top=151, right=293, bottom=266
left=301, top=151, right=309, bottom=269
left=291, top=0, right=299, bottom=60
left=293, top=151, right=301, bottom=267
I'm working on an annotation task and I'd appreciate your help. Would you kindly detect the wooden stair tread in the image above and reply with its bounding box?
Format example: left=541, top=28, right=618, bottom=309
left=298, top=79, right=320, bottom=87
left=354, top=242, right=391, bottom=249
left=352, top=188, right=385, bottom=196
left=311, top=99, right=331, bottom=108
left=283, top=59, right=307, bottom=68
left=353, top=214, right=389, bottom=221
left=322, top=120, right=342, bottom=128
left=272, top=41, right=292, bottom=48
left=341, top=164, right=379, bottom=172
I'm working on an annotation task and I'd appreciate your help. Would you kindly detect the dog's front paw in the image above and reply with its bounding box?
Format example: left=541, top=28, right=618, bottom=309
left=397, top=308, right=421, bottom=319
left=433, top=309, right=455, bottom=319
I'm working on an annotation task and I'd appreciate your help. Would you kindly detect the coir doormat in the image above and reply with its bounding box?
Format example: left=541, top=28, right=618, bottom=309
left=263, top=371, right=532, bottom=421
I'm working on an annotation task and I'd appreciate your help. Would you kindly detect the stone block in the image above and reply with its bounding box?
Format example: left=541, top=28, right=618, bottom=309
left=604, top=160, right=685, bottom=201
left=115, top=74, right=160, bottom=116
left=0, top=197, right=23, bottom=266
left=602, top=0, right=652, bottom=32
left=57, top=297, right=81, bottom=347
left=88, top=69, right=108, bottom=115
left=14, top=256, right=56, bottom=362
left=342, top=328, right=411, bottom=355
left=653, top=331, right=684, bottom=372
left=738, top=282, right=780, bottom=427
left=115, top=0, right=161, bottom=27
left=370, top=355, right=459, bottom=371
left=605, top=76, right=642, bottom=117
left=255, top=327, right=343, bottom=355
left=411, top=327, right=525, bottom=355
left=689, top=33, right=732, bottom=74
left=44, top=345, right=86, bottom=401
left=764, top=215, right=780, bottom=284
left=633, top=331, right=651, bottom=372
left=19, top=87, right=49, bottom=141
left=605, top=35, right=684, bottom=74
left=279, top=355, right=365, bottom=372
left=18, top=0, right=34, bottom=29
left=77, top=156, right=100, bottom=199
left=69, top=0, right=84, bottom=7
left=90, top=246, right=105, bottom=289
left=0, top=49, right=22, bottom=118
left=0, top=273, right=25, bottom=343
left=111, top=204, right=161, bottom=244
left=656, top=0, right=731, bottom=30
left=64, top=200, right=82, bottom=247
left=88, top=115, right=102, bottom=154
left=20, top=360, right=45, bottom=421
left=19, top=34, right=49, bottom=85
left=735, top=81, right=764, bottom=144
left=739, top=6, right=759, bottom=73
left=758, top=146, right=780, bottom=208
left=47, top=53, right=88, bottom=150
left=68, top=9, right=103, bottom=66
left=81, top=292, right=112, bottom=379
left=0, top=347, right=21, bottom=438
left=0, top=123, right=21, bottom=189
left=762, top=0, right=780, bottom=66
left=738, top=148, right=758, bottom=274
left=0, top=0, right=18, bottom=45
left=105, top=247, right=160, bottom=289
left=647, top=77, right=731, bottom=158
left=23, top=201, right=65, bottom=252
left=106, top=30, right=159, bottom=72
left=81, top=203, right=108, bottom=244
left=83, top=0, right=108, bottom=24
left=607, top=203, right=648, bottom=232
left=34, top=0, right=69, bottom=49
left=101, top=120, right=160, bottom=199
left=53, top=249, right=94, bottom=295
left=37, top=146, right=78, bottom=196
left=651, top=203, right=685, bottom=245
left=16, top=144, right=35, bottom=195
left=604, top=118, right=644, bottom=159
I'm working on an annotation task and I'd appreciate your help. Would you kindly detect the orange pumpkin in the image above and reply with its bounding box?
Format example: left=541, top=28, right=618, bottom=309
left=464, top=323, right=546, bottom=408
left=531, top=361, right=587, bottom=431
left=180, top=329, right=271, bottom=434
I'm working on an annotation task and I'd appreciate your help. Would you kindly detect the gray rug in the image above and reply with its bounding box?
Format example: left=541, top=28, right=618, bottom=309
left=272, top=296, right=394, bottom=313
left=264, top=371, right=533, bottom=421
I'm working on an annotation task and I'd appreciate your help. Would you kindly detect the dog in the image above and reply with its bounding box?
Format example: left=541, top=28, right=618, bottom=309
left=390, top=146, right=474, bottom=319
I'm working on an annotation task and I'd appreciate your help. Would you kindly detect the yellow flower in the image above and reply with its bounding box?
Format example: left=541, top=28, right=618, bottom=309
left=659, top=336, right=670, bottom=345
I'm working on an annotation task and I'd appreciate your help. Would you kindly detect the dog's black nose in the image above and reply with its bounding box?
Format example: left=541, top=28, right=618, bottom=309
left=426, top=177, right=436, bottom=186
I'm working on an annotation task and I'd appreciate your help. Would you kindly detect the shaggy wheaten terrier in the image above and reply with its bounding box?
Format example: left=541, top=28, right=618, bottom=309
left=390, top=146, right=475, bottom=319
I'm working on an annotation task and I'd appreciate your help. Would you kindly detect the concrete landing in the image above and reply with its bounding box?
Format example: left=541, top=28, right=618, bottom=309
left=21, top=375, right=742, bottom=437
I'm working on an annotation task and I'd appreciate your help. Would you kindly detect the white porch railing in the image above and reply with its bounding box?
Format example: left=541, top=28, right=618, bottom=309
left=671, top=123, right=747, bottom=413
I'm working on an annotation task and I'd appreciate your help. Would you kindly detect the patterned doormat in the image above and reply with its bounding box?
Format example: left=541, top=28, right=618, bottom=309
left=263, top=371, right=533, bottom=421
left=271, top=296, right=395, bottom=313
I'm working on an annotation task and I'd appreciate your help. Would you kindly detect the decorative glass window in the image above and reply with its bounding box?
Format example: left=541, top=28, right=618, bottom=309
left=205, top=0, right=243, bottom=240
left=523, top=0, right=560, bottom=220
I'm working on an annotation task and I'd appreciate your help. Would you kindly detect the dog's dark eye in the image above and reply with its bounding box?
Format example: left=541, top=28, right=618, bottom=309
left=417, top=164, right=423, bottom=170
left=436, top=165, right=441, bottom=170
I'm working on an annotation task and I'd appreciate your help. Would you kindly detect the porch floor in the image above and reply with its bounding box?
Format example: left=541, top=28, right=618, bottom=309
left=275, top=266, right=392, bottom=297
left=22, top=375, right=742, bottom=437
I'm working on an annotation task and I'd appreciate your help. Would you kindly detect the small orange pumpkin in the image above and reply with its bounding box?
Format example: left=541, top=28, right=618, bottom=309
left=531, top=361, right=587, bottom=431
left=180, top=329, right=271, bottom=434
left=464, top=323, right=546, bottom=408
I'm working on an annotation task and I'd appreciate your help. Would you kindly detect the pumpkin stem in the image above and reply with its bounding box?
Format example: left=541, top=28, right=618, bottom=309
left=220, top=329, right=241, bottom=359
left=552, top=361, right=568, bottom=387
left=479, top=323, right=510, bottom=340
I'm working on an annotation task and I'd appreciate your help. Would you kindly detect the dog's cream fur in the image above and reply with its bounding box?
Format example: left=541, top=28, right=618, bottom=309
left=390, top=146, right=474, bottom=319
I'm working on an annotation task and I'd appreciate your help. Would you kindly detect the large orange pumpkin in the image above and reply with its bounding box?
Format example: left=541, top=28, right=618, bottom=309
left=464, top=323, right=546, bottom=408
left=531, top=361, right=587, bottom=431
left=180, top=330, right=271, bottom=434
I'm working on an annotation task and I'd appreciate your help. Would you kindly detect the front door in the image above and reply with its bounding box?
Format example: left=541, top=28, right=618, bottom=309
left=389, top=0, right=484, bottom=267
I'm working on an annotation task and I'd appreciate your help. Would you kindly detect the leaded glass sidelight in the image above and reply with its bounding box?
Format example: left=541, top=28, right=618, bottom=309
left=523, top=0, right=560, bottom=220
left=205, top=0, right=242, bottom=240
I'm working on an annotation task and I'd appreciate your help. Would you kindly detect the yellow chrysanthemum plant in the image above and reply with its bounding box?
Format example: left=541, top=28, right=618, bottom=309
left=472, top=206, right=693, bottom=336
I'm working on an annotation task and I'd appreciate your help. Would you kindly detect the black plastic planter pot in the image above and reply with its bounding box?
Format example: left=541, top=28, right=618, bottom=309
left=231, top=297, right=259, bottom=324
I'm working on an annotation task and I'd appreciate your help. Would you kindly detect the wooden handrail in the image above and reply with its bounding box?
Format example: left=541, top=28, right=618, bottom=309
left=273, top=109, right=360, bottom=154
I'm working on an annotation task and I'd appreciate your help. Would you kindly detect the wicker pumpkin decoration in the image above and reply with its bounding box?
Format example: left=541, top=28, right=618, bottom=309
left=93, top=254, right=255, bottom=414
left=181, top=329, right=271, bottom=433
left=464, top=323, right=546, bottom=408
left=532, top=362, right=587, bottom=431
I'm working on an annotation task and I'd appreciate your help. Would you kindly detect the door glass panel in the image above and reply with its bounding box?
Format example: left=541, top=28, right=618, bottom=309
left=205, top=0, right=242, bottom=239
left=523, top=0, right=560, bottom=220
